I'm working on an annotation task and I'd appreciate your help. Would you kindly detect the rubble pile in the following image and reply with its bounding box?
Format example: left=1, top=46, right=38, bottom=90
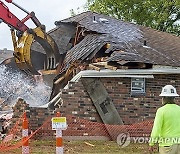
left=0, top=65, right=51, bottom=139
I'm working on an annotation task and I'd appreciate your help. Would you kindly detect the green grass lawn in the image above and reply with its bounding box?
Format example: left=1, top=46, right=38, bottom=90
left=1, top=140, right=159, bottom=154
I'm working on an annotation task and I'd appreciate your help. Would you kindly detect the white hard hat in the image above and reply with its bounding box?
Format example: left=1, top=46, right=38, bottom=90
left=159, top=85, right=179, bottom=97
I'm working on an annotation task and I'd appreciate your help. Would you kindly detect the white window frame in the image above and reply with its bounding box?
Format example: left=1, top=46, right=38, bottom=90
left=131, top=78, right=145, bottom=95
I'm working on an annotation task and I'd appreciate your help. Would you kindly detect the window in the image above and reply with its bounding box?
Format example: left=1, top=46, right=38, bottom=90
left=131, top=78, right=145, bottom=95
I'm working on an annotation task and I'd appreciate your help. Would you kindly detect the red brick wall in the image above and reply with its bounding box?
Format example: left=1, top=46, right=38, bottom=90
left=11, top=74, right=180, bottom=139
left=103, top=74, right=180, bottom=124
left=59, top=81, right=102, bottom=123
left=59, top=74, right=180, bottom=125
left=11, top=99, right=54, bottom=137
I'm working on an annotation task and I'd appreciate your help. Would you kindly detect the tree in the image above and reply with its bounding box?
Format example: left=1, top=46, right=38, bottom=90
left=86, top=0, right=180, bottom=35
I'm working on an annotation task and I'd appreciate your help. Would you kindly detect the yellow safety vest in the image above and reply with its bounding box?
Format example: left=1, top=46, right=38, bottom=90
left=149, top=104, right=180, bottom=146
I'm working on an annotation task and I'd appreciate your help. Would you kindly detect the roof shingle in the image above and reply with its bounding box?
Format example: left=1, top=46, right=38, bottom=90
left=57, top=11, right=180, bottom=67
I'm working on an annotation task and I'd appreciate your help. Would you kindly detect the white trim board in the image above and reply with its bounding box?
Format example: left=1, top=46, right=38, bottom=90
left=69, top=68, right=180, bottom=82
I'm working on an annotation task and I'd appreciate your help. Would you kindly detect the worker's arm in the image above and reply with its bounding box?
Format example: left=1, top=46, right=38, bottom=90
left=149, top=108, right=163, bottom=146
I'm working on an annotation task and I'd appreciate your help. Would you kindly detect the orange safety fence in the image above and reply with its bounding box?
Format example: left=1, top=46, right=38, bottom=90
left=0, top=113, right=53, bottom=152
left=0, top=112, right=154, bottom=152
left=0, top=113, right=23, bottom=151
left=32, top=114, right=153, bottom=140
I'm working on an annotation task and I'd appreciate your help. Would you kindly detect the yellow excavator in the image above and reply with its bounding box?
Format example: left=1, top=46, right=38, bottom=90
left=0, top=0, right=60, bottom=75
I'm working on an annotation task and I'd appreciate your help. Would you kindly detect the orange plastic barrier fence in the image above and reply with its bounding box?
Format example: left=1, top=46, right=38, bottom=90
left=0, top=113, right=154, bottom=152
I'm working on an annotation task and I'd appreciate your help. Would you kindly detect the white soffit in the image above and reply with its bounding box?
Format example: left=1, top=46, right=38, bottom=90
left=71, top=70, right=152, bottom=82
left=70, top=68, right=180, bottom=82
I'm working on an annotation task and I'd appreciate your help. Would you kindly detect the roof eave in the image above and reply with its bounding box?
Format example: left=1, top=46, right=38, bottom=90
left=69, top=68, right=180, bottom=82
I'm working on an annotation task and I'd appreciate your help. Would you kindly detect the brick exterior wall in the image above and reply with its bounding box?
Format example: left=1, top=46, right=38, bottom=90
left=59, top=74, right=180, bottom=125
left=11, top=98, right=54, bottom=137
left=59, top=81, right=102, bottom=123
left=103, top=74, right=180, bottom=124
left=11, top=74, right=180, bottom=139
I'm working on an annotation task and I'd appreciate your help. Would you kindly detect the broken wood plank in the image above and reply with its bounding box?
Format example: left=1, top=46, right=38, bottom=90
left=104, top=65, right=117, bottom=70
left=39, top=69, right=57, bottom=75
left=54, top=62, right=78, bottom=84
left=54, top=76, right=65, bottom=84
left=84, top=142, right=95, bottom=147
left=92, top=62, right=117, bottom=70
left=89, top=64, right=101, bottom=71
left=92, top=62, right=107, bottom=66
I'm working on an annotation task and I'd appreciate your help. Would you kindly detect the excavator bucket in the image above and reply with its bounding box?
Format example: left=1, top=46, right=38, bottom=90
left=12, top=27, right=60, bottom=75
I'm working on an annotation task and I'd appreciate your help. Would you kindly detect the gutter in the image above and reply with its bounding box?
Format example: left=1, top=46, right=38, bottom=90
left=69, top=68, right=180, bottom=82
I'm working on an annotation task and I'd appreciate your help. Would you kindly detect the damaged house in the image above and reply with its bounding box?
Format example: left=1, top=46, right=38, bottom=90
left=40, top=11, right=180, bottom=125
left=9, top=11, right=180, bottom=126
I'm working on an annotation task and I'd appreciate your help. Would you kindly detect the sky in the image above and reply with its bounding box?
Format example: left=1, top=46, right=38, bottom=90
left=0, top=0, right=87, bottom=50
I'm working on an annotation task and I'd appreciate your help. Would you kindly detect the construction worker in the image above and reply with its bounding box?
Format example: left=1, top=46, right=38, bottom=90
left=149, top=85, right=180, bottom=154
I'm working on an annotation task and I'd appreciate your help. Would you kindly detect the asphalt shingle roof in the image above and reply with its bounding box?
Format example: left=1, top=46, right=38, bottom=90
left=57, top=11, right=180, bottom=67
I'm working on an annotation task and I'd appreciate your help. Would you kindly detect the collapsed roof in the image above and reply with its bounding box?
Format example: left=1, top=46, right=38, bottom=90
left=47, top=11, right=180, bottom=99
left=54, top=11, right=180, bottom=69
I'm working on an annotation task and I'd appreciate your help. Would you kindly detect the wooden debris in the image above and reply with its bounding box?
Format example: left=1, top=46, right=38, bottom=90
left=39, top=69, right=57, bottom=75
left=89, top=64, right=101, bottom=71
left=92, top=62, right=117, bottom=70
left=54, top=62, right=79, bottom=84
left=54, top=76, right=65, bottom=84
left=84, top=142, right=95, bottom=147
left=92, top=62, right=107, bottom=66
left=104, top=65, right=117, bottom=70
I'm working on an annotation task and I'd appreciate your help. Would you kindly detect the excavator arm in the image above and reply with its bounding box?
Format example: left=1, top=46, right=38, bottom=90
left=0, top=0, right=28, bottom=31
left=0, top=0, right=60, bottom=75
left=12, top=27, right=59, bottom=74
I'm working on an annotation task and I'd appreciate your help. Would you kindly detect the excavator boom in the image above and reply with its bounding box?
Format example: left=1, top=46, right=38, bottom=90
left=0, top=1, right=28, bottom=31
left=0, top=0, right=60, bottom=75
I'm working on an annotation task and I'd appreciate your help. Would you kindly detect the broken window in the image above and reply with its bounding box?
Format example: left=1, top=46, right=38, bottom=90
left=131, top=78, right=145, bottom=95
